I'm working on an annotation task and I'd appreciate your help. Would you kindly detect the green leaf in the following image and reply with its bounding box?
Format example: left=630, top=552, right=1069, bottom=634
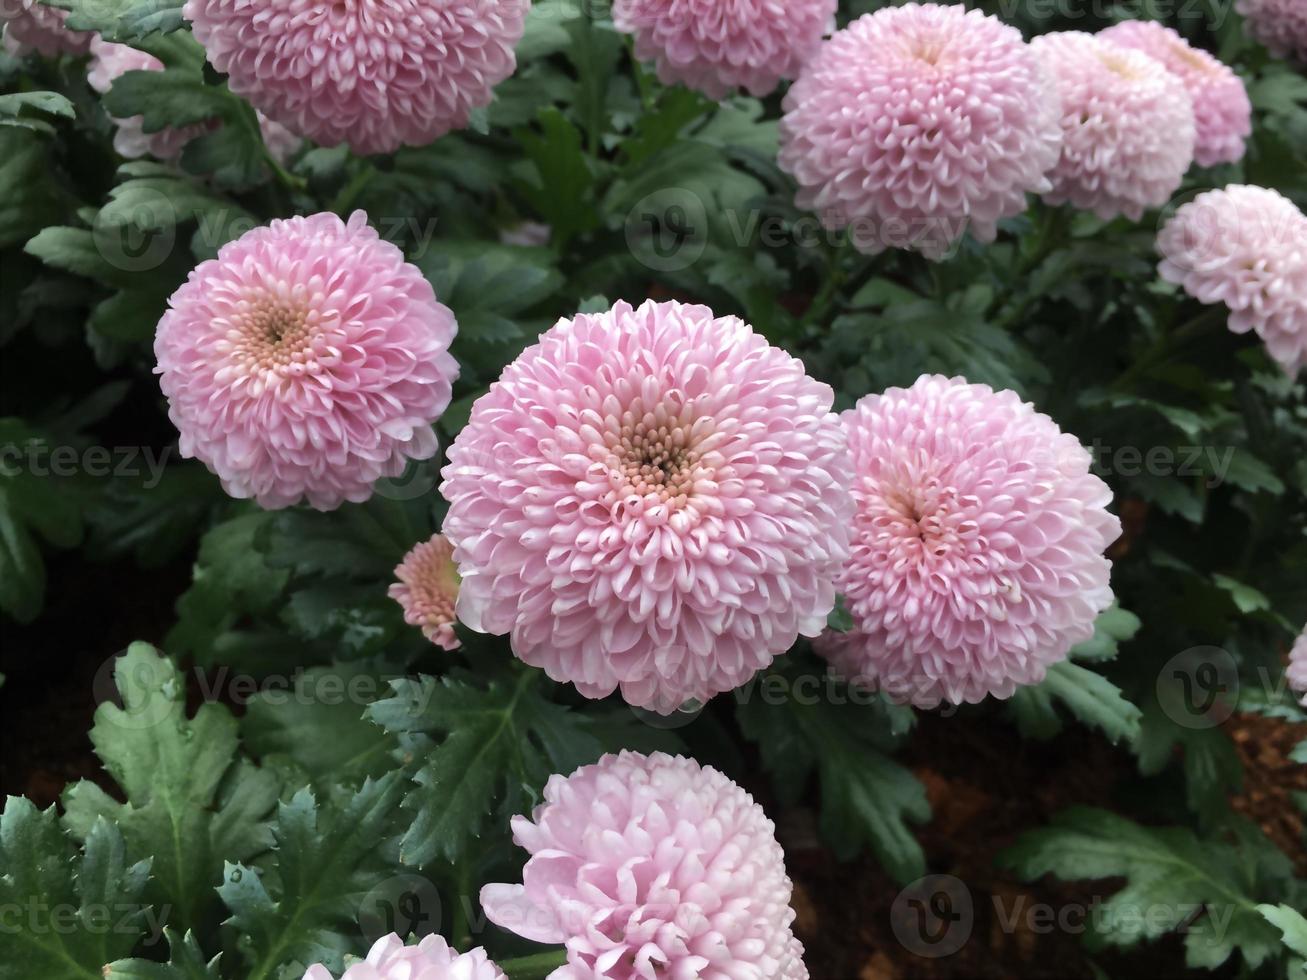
left=366, top=672, right=604, bottom=867
left=217, top=775, right=405, bottom=980
left=1257, top=904, right=1307, bottom=963
left=737, top=688, right=928, bottom=884
left=515, top=107, right=599, bottom=244
left=1008, top=661, right=1141, bottom=744
left=243, top=664, right=401, bottom=789
left=0, top=91, right=75, bottom=134
left=102, top=69, right=226, bottom=133
left=1068, top=604, right=1142, bottom=661
left=107, top=930, right=221, bottom=979
left=40, top=0, right=187, bottom=40
left=1000, top=807, right=1281, bottom=970
left=61, top=643, right=279, bottom=933
left=0, top=130, right=64, bottom=248
left=0, top=799, right=152, bottom=980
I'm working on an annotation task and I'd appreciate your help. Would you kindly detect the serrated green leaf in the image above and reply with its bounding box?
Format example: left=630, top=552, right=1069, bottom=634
left=107, top=930, right=221, bottom=979
left=40, top=0, right=187, bottom=40
left=0, top=799, right=152, bottom=980
left=61, top=643, right=279, bottom=933
left=1009, top=661, right=1141, bottom=744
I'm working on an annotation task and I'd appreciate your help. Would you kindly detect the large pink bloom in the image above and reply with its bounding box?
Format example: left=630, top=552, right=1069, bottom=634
left=440, top=299, right=852, bottom=712
left=778, top=3, right=1062, bottom=260
left=155, top=211, right=458, bottom=510
left=1, top=0, right=91, bottom=57
left=389, top=534, right=461, bottom=650
left=1099, top=20, right=1250, bottom=167
left=183, top=0, right=529, bottom=155
left=1156, top=185, right=1307, bottom=377
left=1033, top=32, right=1195, bottom=221
left=1288, top=627, right=1307, bottom=708
left=482, top=751, right=808, bottom=980
left=612, top=0, right=836, bottom=99
left=1238, top=0, right=1307, bottom=61
left=816, top=375, right=1121, bottom=708
left=302, top=934, right=504, bottom=980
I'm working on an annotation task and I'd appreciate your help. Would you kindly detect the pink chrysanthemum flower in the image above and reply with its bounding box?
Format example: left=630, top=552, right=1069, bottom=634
left=440, top=299, right=852, bottom=713
left=1099, top=20, right=1250, bottom=167
left=1, top=0, right=91, bottom=57
left=155, top=211, right=458, bottom=510
left=1238, top=0, right=1307, bottom=61
left=389, top=534, right=461, bottom=650
left=1156, top=185, right=1307, bottom=377
left=88, top=38, right=301, bottom=164
left=778, top=3, right=1062, bottom=260
left=1033, top=32, right=1195, bottom=221
left=302, top=934, right=505, bottom=980
left=612, top=0, right=836, bottom=99
left=1288, top=627, right=1307, bottom=707
left=183, top=0, right=530, bottom=156
left=482, top=751, right=809, bottom=980
left=816, top=375, right=1121, bottom=708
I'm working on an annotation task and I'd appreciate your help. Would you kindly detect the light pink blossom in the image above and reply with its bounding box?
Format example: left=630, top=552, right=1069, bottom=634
left=482, top=751, right=808, bottom=980
left=390, top=534, right=461, bottom=650
left=1033, top=31, right=1195, bottom=221
left=1156, top=185, right=1307, bottom=377
left=1237, top=0, right=1307, bottom=62
left=778, top=2, right=1062, bottom=260
left=1288, top=627, right=1307, bottom=708
left=816, top=375, right=1121, bottom=708
left=155, top=211, right=458, bottom=510
left=440, top=299, right=852, bottom=712
left=183, top=0, right=530, bottom=155
left=1, top=0, right=91, bottom=57
left=612, top=0, right=836, bottom=99
left=302, top=934, right=504, bottom=980
left=1099, top=20, right=1250, bottom=167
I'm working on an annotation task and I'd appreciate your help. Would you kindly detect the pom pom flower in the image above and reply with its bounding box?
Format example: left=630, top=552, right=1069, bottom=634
left=1, top=0, right=91, bottom=57
left=302, top=934, right=504, bottom=980
left=1156, top=185, right=1307, bottom=377
left=612, top=0, right=836, bottom=99
left=1288, top=627, right=1307, bottom=707
left=440, top=299, right=852, bottom=713
left=778, top=2, right=1062, bottom=260
left=481, top=751, right=809, bottom=980
left=183, top=0, right=530, bottom=155
left=1033, top=31, right=1195, bottom=221
left=1099, top=20, right=1251, bottom=167
left=1237, top=0, right=1307, bottom=62
left=155, top=211, right=458, bottom=510
left=816, top=375, right=1121, bottom=708
left=389, top=534, right=461, bottom=650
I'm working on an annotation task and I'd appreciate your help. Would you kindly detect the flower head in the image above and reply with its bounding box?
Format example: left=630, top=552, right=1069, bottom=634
left=1099, top=20, right=1250, bottom=167
left=817, top=375, right=1121, bottom=708
left=778, top=2, right=1062, bottom=260
left=302, top=934, right=504, bottom=980
left=440, top=299, right=852, bottom=712
left=155, top=211, right=458, bottom=510
left=1, top=0, right=91, bottom=57
left=183, top=0, right=529, bottom=155
left=1033, top=31, right=1195, bottom=221
left=390, top=534, right=461, bottom=650
left=1237, top=0, right=1307, bottom=62
left=612, top=0, right=836, bottom=99
left=1156, top=185, right=1307, bottom=377
left=481, top=751, right=808, bottom=980
left=1288, top=627, right=1307, bottom=708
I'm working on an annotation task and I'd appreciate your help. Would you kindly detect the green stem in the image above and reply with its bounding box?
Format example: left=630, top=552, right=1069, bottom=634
left=1112, top=306, right=1226, bottom=391
left=332, top=162, right=377, bottom=216
left=805, top=242, right=849, bottom=326
left=499, top=950, right=569, bottom=979
left=451, top=859, right=473, bottom=951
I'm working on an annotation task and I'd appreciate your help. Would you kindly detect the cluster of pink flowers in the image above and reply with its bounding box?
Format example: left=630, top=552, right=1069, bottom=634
left=389, top=534, right=462, bottom=651
left=1156, top=185, right=1307, bottom=377
left=482, top=751, right=809, bottom=980
left=182, top=0, right=530, bottom=155
left=1, top=0, right=91, bottom=57
left=612, top=0, right=836, bottom=99
left=155, top=211, right=458, bottom=510
left=817, top=376, right=1120, bottom=707
left=440, top=299, right=853, bottom=713
left=302, top=934, right=505, bottom=980
left=1238, top=0, right=1307, bottom=62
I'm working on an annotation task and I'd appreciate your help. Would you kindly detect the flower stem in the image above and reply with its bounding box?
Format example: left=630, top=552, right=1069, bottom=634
left=499, top=949, right=569, bottom=979
left=1112, top=306, right=1227, bottom=390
